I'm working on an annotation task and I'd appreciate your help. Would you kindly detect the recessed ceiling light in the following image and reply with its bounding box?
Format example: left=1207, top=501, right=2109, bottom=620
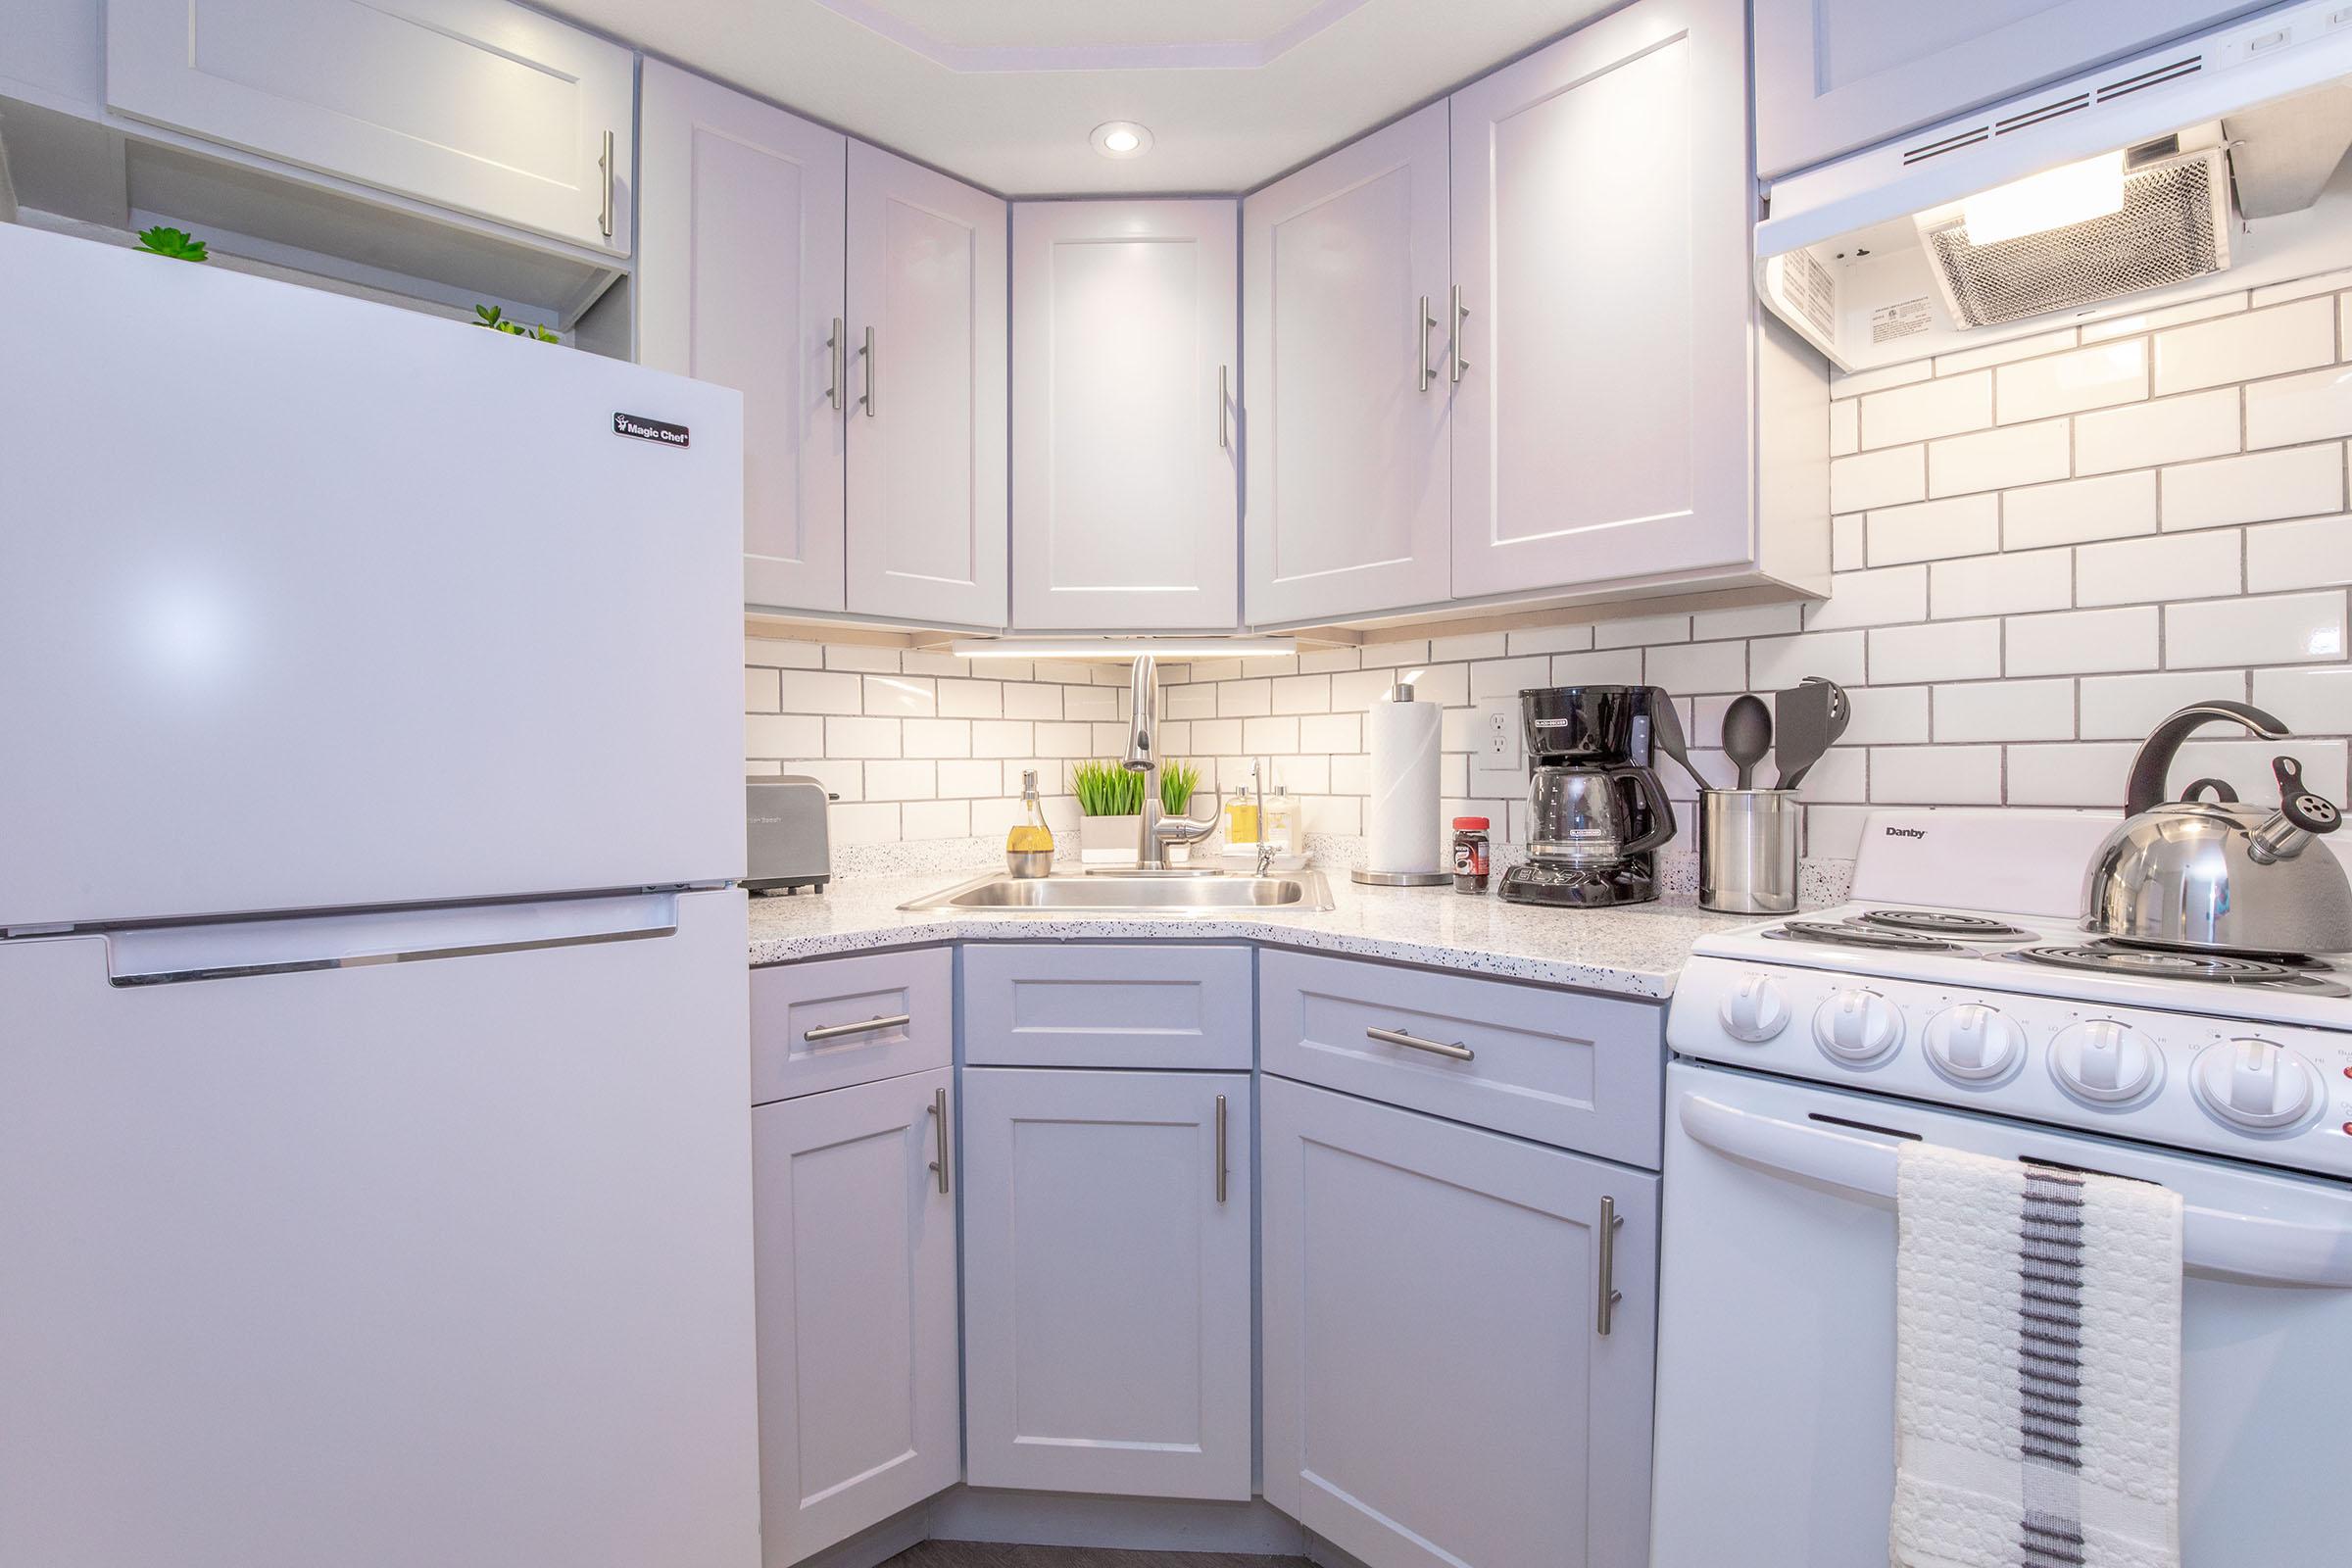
left=1091, top=122, right=1152, bottom=160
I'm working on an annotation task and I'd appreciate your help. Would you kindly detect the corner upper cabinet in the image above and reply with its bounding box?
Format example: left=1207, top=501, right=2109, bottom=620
left=1449, top=0, right=1808, bottom=605
left=845, top=143, right=1009, bottom=629
left=638, top=63, right=848, bottom=612
left=103, top=0, right=635, bottom=255
left=1751, top=0, right=2268, bottom=179
left=1012, top=200, right=1239, bottom=631
left=754, top=1066, right=960, bottom=1566
left=1242, top=104, right=1451, bottom=627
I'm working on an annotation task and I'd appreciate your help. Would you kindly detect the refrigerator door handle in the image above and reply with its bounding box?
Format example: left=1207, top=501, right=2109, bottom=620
left=97, top=892, right=683, bottom=987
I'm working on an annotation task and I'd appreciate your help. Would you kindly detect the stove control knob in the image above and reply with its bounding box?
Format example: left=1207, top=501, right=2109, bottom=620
left=1814, top=989, right=1902, bottom=1064
left=1924, top=1004, right=2027, bottom=1083
left=2050, top=1019, right=2161, bottom=1104
left=2192, top=1038, right=2323, bottom=1130
left=1719, top=973, right=1789, bottom=1042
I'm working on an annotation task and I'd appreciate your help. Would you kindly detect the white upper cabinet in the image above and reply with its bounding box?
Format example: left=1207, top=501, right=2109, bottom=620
left=959, top=1067, right=1252, bottom=1501
left=1242, top=104, right=1451, bottom=627
left=1011, top=200, right=1239, bottom=632
left=754, top=1067, right=960, bottom=1567
left=639, top=63, right=848, bottom=613
left=846, top=142, right=1010, bottom=629
left=1752, top=0, right=2269, bottom=179
left=1448, top=0, right=1757, bottom=604
left=104, top=0, right=634, bottom=255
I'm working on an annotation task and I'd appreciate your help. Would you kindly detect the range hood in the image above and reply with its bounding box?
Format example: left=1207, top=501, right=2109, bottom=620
left=1759, top=0, right=2352, bottom=373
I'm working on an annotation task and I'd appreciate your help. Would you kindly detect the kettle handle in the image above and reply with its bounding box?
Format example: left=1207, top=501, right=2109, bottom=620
left=2126, top=702, right=2289, bottom=817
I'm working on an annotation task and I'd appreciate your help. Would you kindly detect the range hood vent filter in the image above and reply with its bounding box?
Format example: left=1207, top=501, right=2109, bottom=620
left=1920, top=147, right=2231, bottom=328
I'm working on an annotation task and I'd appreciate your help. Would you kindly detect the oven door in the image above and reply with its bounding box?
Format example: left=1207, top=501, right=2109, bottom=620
left=1651, top=1059, right=2352, bottom=1568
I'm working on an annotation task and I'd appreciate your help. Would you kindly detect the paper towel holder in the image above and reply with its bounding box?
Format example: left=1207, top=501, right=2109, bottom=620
left=1352, top=680, right=1451, bottom=888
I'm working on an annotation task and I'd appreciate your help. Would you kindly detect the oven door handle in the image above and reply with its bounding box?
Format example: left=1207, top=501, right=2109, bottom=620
left=1679, top=1094, right=2352, bottom=1290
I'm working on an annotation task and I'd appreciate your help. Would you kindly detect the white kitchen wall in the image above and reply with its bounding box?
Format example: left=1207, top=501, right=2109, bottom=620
left=753, top=267, right=2352, bottom=869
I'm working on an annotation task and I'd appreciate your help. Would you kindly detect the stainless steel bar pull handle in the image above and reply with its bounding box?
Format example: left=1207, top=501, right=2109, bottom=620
left=1214, top=1094, right=1229, bottom=1203
left=859, top=326, right=877, bottom=416
left=1217, top=364, right=1231, bottom=450
left=598, top=129, right=615, bottom=239
left=1367, top=1025, right=1474, bottom=1061
left=1449, top=284, right=1469, bottom=383
left=1418, top=294, right=1438, bottom=392
left=802, top=1012, right=911, bottom=1043
left=826, top=318, right=846, bottom=412
left=1596, top=1196, right=1624, bottom=1337
left=927, top=1086, right=951, bottom=1195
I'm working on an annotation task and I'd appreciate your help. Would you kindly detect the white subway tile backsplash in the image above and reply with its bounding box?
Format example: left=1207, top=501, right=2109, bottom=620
left=1861, top=369, right=1991, bottom=448
left=2002, top=470, right=2157, bottom=550
left=1356, top=640, right=1430, bottom=668
left=901, top=800, right=970, bottom=839
left=823, top=645, right=903, bottom=673
left=1792, top=746, right=1868, bottom=804
left=1934, top=678, right=2074, bottom=742
left=2254, top=664, right=2352, bottom=732
left=1646, top=640, right=1747, bottom=696
left=1505, top=624, right=1595, bottom=656
left=939, top=678, right=1005, bottom=719
left=1243, top=715, right=1299, bottom=753
left=2006, top=743, right=2135, bottom=807
left=2074, top=529, right=2240, bottom=607
left=2247, top=514, right=2352, bottom=592
left=2152, top=297, right=2334, bottom=395
left=1996, top=339, right=2146, bottom=422
left=2005, top=607, right=2160, bottom=675
left=2080, top=291, right=2243, bottom=344
left=745, top=667, right=781, bottom=712
left=1831, top=399, right=1859, bottom=458
left=1832, top=445, right=1928, bottom=512
left=971, top=719, right=1033, bottom=759
left=2255, top=269, right=2352, bottom=307
left=2076, top=388, right=2239, bottom=474
left=1870, top=619, right=2001, bottom=684
left=1271, top=673, right=1332, bottom=713
left=1330, top=668, right=1396, bottom=712
left=864, top=760, right=936, bottom=802
left=1748, top=629, right=1868, bottom=689
left=1866, top=494, right=1999, bottom=564
left=937, top=759, right=1003, bottom=798
left=1840, top=685, right=1931, bottom=745
left=1215, top=679, right=1271, bottom=717
left=2080, top=669, right=2247, bottom=739
left=1003, top=682, right=1064, bottom=720
left=828, top=802, right=903, bottom=846
left=1874, top=745, right=2000, bottom=804
left=1803, top=564, right=1929, bottom=629
left=1469, top=656, right=1553, bottom=699
left=1549, top=649, right=1647, bottom=685
left=1693, top=604, right=1805, bottom=640
left=2246, top=366, right=2352, bottom=448
left=1594, top=613, right=1690, bottom=649
left=1831, top=360, right=1933, bottom=399
left=901, top=717, right=971, bottom=758
left=863, top=674, right=936, bottom=716
left=746, top=713, right=823, bottom=758
left=1930, top=548, right=2072, bottom=618
left=1429, top=631, right=1508, bottom=662
left=1928, top=419, right=2070, bottom=496
left=1934, top=327, right=2078, bottom=375
left=2161, top=443, right=2344, bottom=530
left=2167, top=591, right=2348, bottom=667
left=781, top=669, right=862, bottom=714
left=824, top=715, right=902, bottom=759
left=745, top=637, right=824, bottom=669
left=1834, top=513, right=1864, bottom=570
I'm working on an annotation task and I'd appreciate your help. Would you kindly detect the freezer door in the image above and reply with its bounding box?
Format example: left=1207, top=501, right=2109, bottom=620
left=0, top=221, right=745, bottom=927
left=0, top=889, right=758, bottom=1568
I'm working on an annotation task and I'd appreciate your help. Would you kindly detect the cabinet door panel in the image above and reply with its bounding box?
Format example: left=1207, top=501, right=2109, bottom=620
left=847, top=143, right=1009, bottom=628
left=1261, top=1076, right=1659, bottom=1568
left=1753, top=0, right=2267, bottom=178
left=755, top=1068, right=959, bottom=1566
left=1243, top=102, right=1451, bottom=625
left=961, top=1068, right=1251, bottom=1500
left=1449, top=0, right=1752, bottom=600
left=640, top=63, right=847, bottom=612
left=106, top=0, right=634, bottom=254
left=1012, top=200, right=1239, bottom=631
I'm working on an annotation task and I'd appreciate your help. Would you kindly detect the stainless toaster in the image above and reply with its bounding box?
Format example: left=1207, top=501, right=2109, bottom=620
left=747, top=775, right=832, bottom=894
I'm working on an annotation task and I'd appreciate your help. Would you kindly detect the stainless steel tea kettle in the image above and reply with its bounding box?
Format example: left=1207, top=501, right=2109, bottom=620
left=2082, top=701, right=2352, bottom=955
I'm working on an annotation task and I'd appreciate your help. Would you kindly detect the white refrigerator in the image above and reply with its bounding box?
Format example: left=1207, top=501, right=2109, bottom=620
left=0, top=222, right=760, bottom=1567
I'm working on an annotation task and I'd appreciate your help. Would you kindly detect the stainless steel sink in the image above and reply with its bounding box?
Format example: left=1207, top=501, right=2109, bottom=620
left=901, top=869, right=1334, bottom=912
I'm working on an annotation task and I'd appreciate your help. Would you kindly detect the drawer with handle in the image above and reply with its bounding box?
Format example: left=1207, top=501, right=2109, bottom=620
left=963, top=944, right=1253, bottom=1069
left=751, top=947, right=951, bottom=1103
left=1258, top=948, right=1665, bottom=1167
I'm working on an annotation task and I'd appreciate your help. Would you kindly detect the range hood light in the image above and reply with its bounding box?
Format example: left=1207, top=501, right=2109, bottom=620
left=1961, top=151, right=2128, bottom=246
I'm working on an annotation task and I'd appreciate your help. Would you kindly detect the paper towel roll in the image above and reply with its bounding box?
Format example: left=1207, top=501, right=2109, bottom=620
left=1366, top=688, right=1444, bottom=876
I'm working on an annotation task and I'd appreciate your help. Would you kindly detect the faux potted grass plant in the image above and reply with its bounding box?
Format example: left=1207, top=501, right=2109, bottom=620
left=1071, top=760, right=1145, bottom=865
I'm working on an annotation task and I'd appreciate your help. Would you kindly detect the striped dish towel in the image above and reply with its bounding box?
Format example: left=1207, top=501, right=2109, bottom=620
left=1891, top=1142, right=2183, bottom=1568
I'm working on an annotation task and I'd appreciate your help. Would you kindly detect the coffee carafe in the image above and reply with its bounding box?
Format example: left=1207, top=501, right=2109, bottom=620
left=1498, top=684, right=1677, bottom=907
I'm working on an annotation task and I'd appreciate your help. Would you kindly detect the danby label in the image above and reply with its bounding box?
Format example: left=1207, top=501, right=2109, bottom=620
left=1884, top=826, right=1927, bottom=839
left=612, top=413, right=689, bottom=447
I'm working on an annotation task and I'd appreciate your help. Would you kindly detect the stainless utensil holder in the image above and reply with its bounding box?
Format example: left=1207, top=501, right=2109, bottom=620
left=1699, top=789, right=1798, bottom=913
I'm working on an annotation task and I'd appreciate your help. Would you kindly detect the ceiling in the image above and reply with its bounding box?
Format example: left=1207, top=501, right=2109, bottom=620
left=548, top=0, right=1616, bottom=194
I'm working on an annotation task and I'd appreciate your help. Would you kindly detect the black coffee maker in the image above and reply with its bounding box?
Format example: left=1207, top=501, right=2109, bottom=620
left=1498, top=684, right=1678, bottom=907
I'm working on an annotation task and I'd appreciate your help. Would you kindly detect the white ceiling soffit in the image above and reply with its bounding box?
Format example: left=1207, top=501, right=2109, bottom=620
left=548, top=0, right=1613, bottom=194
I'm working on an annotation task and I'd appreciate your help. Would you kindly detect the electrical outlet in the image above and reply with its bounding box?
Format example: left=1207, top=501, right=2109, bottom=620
left=1477, top=702, right=1520, bottom=768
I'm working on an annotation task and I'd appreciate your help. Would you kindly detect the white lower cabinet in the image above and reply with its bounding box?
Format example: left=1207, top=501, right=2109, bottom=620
left=959, top=1067, right=1253, bottom=1500
left=1260, top=1073, right=1661, bottom=1568
left=753, top=1066, right=960, bottom=1566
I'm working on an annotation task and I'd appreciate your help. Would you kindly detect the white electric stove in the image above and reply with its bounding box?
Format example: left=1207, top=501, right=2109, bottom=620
left=1651, top=808, right=2352, bottom=1568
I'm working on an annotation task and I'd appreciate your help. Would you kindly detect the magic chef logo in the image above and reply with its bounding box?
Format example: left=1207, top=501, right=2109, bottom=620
left=1884, top=826, right=1928, bottom=840
left=612, top=412, right=690, bottom=447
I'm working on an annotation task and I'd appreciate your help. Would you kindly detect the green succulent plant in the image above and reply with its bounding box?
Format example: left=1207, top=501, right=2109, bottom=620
left=472, top=303, right=561, bottom=343
left=1070, top=759, right=1146, bottom=817
left=135, top=225, right=209, bottom=262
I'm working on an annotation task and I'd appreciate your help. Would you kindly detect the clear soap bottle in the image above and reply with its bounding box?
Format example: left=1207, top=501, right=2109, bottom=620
left=1005, top=768, right=1054, bottom=877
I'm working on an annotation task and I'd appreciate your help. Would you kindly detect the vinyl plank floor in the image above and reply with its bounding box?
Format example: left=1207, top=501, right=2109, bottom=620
left=880, top=1541, right=1306, bottom=1568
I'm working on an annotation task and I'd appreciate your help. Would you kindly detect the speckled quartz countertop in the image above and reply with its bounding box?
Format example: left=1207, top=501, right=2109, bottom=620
left=746, top=871, right=1768, bottom=999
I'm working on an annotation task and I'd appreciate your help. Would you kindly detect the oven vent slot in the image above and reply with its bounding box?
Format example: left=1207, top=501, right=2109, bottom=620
left=2098, top=55, right=2203, bottom=103
left=1997, top=93, right=2091, bottom=135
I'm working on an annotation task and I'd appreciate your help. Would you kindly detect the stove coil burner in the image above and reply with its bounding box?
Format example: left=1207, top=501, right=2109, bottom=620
left=1762, top=920, right=1964, bottom=953
left=1854, top=908, right=2033, bottom=940
left=2014, top=944, right=2352, bottom=996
